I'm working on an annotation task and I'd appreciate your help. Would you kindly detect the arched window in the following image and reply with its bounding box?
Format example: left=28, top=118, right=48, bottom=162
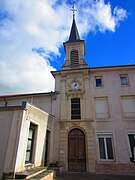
left=70, top=49, right=79, bottom=66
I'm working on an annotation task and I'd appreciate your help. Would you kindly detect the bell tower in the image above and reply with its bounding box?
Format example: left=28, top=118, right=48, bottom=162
left=62, top=6, right=88, bottom=70
left=52, top=6, right=95, bottom=172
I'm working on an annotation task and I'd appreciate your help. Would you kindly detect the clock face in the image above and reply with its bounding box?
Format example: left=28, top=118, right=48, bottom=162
left=71, top=82, right=80, bottom=90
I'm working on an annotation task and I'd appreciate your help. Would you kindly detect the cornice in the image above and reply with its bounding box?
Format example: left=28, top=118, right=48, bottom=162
left=51, top=64, right=135, bottom=77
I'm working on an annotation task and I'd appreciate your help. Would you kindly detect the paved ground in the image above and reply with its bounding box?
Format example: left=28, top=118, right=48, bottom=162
left=55, top=172, right=135, bottom=180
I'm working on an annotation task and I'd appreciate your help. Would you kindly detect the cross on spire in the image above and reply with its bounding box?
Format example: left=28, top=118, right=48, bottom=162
left=70, top=5, right=77, bottom=18
left=68, top=5, right=80, bottom=42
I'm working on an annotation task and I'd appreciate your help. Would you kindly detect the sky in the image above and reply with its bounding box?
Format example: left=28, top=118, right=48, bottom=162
left=0, top=0, right=135, bottom=95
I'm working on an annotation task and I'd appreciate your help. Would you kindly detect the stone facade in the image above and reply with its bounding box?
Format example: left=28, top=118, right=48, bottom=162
left=52, top=65, right=135, bottom=173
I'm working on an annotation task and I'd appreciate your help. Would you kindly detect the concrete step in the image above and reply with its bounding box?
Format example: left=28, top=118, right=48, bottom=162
left=26, top=167, right=47, bottom=179
left=15, top=167, right=47, bottom=179
left=29, top=170, right=54, bottom=180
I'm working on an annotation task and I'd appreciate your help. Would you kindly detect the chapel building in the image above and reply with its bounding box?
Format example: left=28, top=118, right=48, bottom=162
left=0, top=13, right=135, bottom=179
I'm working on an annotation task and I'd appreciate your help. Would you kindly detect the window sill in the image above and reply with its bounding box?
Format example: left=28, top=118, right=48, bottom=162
left=95, top=86, right=104, bottom=89
left=68, top=119, right=90, bottom=122
left=124, top=117, right=135, bottom=121
left=96, top=118, right=111, bottom=121
left=24, top=163, right=34, bottom=171
left=97, top=160, right=116, bottom=164
left=121, top=84, right=129, bottom=87
left=59, top=119, right=82, bottom=121
left=25, top=163, right=33, bottom=167
left=70, top=119, right=82, bottom=121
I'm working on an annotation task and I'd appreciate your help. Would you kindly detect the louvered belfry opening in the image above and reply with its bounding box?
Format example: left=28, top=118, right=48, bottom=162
left=70, top=49, right=79, bottom=66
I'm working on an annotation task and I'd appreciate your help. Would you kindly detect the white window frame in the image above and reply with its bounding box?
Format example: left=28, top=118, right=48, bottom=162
left=25, top=123, right=36, bottom=164
left=95, top=76, right=103, bottom=88
left=127, top=132, right=135, bottom=162
left=97, top=134, right=115, bottom=161
left=120, top=74, right=129, bottom=86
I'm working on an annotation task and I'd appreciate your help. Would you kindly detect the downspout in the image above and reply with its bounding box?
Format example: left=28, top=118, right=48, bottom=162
left=3, top=98, right=8, bottom=107
left=50, top=91, right=59, bottom=114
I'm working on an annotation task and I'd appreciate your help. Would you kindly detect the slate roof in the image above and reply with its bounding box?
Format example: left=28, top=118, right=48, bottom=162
left=68, top=15, right=81, bottom=42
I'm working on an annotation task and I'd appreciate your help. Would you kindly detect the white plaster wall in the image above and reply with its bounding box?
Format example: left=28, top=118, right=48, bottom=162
left=15, top=103, right=52, bottom=172
left=0, top=111, right=14, bottom=178
left=89, top=68, right=135, bottom=164
left=0, top=96, right=52, bottom=114
left=0, top=97, right=32, bottom=107
left=32, top=96, right=52, bottom=114
left=0, top=103, right=55, bottom=176
left=51, top=74, right=61, bottom=162
left=4, top=110, right=24, bottom=174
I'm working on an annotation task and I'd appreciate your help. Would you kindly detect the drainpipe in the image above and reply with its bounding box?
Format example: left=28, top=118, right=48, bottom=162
left=3, top=98, right=8, bottom=107
left=50, top=91, right=59, bottom=114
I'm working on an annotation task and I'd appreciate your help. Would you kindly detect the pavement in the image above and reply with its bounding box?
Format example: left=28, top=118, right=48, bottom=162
left=55, top=172, right=135, bottom=180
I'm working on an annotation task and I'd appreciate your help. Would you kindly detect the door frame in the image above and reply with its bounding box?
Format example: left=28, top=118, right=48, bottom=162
left=44, top=130, right=51, bottom=166
left=68, top=128, right=86, bottom=172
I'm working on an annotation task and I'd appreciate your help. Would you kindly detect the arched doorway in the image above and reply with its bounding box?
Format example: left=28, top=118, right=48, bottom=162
left=68, top=128, right=86, bottom=172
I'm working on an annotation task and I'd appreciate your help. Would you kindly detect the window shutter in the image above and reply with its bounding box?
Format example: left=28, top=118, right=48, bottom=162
left=122, top=97, right=135, bottom=118
left=95, top=98, right=110, bottom=119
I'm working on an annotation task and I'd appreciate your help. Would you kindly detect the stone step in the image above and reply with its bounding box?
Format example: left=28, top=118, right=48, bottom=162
left=29, top=170, right=54, bottom=180
left=15, top=167, right=47, bottom=179
left=26, top=167, right=48, bottom=179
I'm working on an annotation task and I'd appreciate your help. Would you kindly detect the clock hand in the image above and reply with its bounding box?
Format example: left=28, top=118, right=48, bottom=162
left=74, top=82, right=77, bottom=87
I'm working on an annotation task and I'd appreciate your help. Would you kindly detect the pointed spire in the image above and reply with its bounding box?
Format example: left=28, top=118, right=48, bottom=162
left=68, top=5, right=80, bottom=42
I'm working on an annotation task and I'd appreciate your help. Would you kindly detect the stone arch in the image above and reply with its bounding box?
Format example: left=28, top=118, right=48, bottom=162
left=68, top=128, right=86, bottom=172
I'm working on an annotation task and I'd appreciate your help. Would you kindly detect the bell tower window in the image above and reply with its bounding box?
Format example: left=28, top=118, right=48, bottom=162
left=70, top=49, right=79, bottom=66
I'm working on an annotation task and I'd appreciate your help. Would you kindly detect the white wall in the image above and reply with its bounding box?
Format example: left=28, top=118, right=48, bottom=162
left=15, top=103, right=54, bottom=172
left=0, top=111, right=14, bottom=178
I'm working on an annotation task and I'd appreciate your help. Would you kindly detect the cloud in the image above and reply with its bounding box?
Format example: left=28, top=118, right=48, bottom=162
left=0, top=0, right=127, bottom=95
left=0, top=53, right=55, bottom=94
left=76, top=0, right=127, bottom=33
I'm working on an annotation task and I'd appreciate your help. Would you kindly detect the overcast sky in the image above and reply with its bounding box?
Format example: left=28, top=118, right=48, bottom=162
left=0, top=0, right=134, bottom=95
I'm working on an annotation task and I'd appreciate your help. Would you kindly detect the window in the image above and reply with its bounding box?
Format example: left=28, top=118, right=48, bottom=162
left=70, top=49, right=79, bottom=66
left=121, top=97, right=135, bottom=118
left=128, top=134, right=135, bottom=160
left=120, top=74, right=129, bottom=86
left=95, top=77, right=103, bottom=87
left=25, top=124, right=36, bottom=164
left=95, top=97, right=110, bottom=119
left=71, top=98, right=81, bottom=119
left=98, top=134, right=114, bottom=160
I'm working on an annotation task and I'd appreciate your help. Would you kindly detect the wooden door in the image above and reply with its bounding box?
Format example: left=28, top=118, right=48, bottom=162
left=68, top=128, right=86, bottom=172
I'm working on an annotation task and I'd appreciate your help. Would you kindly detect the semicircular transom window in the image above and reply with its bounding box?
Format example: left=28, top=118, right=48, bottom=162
left=70, top=49, right=79, bottom=66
